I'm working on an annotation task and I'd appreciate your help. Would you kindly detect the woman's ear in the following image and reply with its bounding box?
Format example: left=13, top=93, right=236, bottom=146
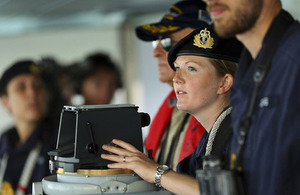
left=217, top=74, right=234, bottom=95
left=1, top=95, right=11, bottom=111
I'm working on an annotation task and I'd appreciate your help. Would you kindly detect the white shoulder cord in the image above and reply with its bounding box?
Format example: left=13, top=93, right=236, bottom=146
left=0, top=153, right=9, bottom=191
left=16, top=142, right=43, bottom=195
left=205, top=107, right=232, bottom=156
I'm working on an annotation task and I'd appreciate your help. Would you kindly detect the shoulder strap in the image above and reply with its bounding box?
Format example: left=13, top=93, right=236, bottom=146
left=210, top=112, right=232, bottom=157
left=0, top=153, right=9, bottom=191
left=206, top=107, right=232, bottom=156
left=232, top=10, right=295, bottom=171
left=16, top=142, right=43, bottom=195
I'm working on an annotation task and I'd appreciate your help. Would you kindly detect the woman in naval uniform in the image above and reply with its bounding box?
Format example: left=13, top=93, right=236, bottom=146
left=101, top=27, right=242, bottom=195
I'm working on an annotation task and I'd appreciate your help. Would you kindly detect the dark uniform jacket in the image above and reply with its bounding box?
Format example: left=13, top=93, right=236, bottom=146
left=230, top=10, right=300, bottom=195
left=0, top=118, right=58, bottom=194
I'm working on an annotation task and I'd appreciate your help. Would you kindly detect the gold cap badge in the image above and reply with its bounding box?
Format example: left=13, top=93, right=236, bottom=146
left=29, top=63, right=41, bottom=76
left=193, top=28, right=214, bottom=49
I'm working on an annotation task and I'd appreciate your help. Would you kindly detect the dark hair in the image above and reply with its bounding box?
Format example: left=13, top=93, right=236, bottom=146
left=38, top=57, right=70, bottom=120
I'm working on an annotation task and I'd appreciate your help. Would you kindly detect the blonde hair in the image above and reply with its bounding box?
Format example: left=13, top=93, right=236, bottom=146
left=208, top=58, right=238, bottom=77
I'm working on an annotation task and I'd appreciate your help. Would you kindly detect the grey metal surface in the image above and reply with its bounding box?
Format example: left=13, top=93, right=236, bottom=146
left=32, top=182, right=43, bottom=195
left=57, top=172, right=141, bottom=185
left=36, top=174, right=171, bottom=195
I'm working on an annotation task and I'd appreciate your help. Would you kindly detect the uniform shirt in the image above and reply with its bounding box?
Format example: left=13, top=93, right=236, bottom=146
left=0, top=118, right=58, bottom=194
left=230, top=10, right=300, bottom=195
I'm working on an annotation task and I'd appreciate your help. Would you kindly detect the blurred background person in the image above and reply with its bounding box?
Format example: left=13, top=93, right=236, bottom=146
left=73, top=52, right=122, bottom=105
left=135, top=0, right=212, bottom=170
left=38, top=57, right=75, bottom=120
left=0, top=60, right=58, bottom=194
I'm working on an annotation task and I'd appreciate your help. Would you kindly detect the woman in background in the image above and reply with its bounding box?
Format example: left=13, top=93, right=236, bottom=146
left=0, top=60, right=58, bottom=195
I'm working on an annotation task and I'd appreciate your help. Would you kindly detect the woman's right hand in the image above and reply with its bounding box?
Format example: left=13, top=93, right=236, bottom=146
left=101, top=139, right=159, bottom=183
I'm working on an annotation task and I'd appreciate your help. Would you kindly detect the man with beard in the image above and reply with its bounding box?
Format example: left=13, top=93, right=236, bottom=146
left=203, top=0, right=300, bottom=194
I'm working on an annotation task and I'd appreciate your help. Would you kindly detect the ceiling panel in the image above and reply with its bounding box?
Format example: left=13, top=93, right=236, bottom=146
left=0, top=0, right=299, bottom=37
left=0, top=0, right=175, bottom=36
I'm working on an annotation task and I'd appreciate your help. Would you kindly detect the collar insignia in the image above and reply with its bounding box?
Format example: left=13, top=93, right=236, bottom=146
left=1, top=181, right=14, bottom=194
left=193, top=28, right=214, bottom=49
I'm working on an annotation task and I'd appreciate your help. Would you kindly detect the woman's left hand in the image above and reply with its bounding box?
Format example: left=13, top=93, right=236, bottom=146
left=101, top=139, right=158, bottom=183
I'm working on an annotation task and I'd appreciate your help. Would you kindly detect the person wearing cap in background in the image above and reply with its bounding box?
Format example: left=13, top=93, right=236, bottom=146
left=73, top=52, right=122, bottom=105
left=203, top=0, right=300, bottom=194
left=101, top=27, right=243, bottom=195
left=135, top=0, right=212, bottom=171
left=0, top=60, right=58, bottom=195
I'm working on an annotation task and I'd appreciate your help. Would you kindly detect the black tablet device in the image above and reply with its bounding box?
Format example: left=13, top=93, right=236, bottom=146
left=48, top=104, right=150, bottom=172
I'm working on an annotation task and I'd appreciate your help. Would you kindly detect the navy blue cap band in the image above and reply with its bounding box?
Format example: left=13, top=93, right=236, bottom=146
left=0, top=60, right=42, bottom=95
